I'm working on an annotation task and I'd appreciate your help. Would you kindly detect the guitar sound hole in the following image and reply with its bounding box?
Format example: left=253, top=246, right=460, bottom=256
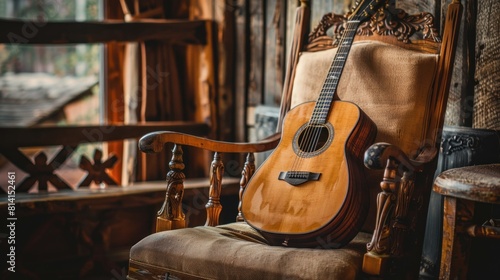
left=294, top=124, right=334, bottom=157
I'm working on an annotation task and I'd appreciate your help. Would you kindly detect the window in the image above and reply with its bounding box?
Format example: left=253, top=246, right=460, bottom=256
left=0, top=0, right=104, bottom=191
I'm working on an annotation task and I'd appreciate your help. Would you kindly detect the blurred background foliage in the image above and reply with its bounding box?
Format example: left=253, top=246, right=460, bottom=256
left=0, top=0, right=100, bottom=76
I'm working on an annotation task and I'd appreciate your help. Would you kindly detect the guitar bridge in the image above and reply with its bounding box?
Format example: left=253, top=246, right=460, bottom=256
left=278, top=171, right=321, bottom=186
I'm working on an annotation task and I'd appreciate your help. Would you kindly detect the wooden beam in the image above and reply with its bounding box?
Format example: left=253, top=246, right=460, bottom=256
left=234, top=0, right=249, bottom=142
left=0, top=122, right=210, bottom=148
left=248, top=0, right=265, bottom=106
left=0, top=19, right=208, bottom=45
left=264, top=0, right=286, bottom=106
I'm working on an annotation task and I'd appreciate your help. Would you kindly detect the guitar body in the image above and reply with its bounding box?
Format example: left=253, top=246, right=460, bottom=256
left=241, top=101, right=376, bottom=248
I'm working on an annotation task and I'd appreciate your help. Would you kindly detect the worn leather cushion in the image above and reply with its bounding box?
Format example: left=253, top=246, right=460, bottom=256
left=129, top=222, right=371, bottom=280
left=290, top=41, right=438, bottom=231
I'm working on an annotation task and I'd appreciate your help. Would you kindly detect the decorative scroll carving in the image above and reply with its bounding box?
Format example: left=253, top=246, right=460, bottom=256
left=442, top=134, right=481, bottom=155
left=237, top=153, right=256, bottom=221
left=308, top=3, right=440, bottom=44
left=308, top=12, right=346, bottom=43
left=366, top=159, right=421, bottom=257
left=156, top=144, right=186, bottom=232
left=78, top=149, right=118, bottom=187
left=205, top=152, right=224, bottom=227
left=367, top=8, right=441, bottom=43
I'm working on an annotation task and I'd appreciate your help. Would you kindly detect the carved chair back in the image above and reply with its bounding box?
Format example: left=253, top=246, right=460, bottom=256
left=273, top=0, right=462, bottom=275
left=136, top=0, right=462, bottom=278
left=282, top=1, right=438, bottom=231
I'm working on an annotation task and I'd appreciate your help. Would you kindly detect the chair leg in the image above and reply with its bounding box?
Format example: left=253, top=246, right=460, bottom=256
left=439, top=196, right=475, bottom=280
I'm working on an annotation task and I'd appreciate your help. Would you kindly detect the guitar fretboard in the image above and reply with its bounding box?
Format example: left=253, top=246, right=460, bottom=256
left=310, top=20, right=361, bottom=125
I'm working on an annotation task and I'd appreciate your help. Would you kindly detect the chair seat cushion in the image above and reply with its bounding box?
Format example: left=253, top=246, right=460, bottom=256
left=129, top=222, right=372, bottom=280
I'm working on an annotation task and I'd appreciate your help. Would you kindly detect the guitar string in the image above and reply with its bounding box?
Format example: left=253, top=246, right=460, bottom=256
left=288, top=2, right=375, bottom=177
left=291, top=22, right=359, bottom=175
left=299, top=1, right=376, bottom=158
left=304, top=23, right=359, bottom=158
left=289, top=22, right=358, bottom=176
left=304, top=24, right=358, bottom=152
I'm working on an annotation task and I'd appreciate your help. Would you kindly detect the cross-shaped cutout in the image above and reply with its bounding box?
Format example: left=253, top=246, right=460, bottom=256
left=78, top=149, right=118, bottom=187
left=0, top=146, right=76, bottom=192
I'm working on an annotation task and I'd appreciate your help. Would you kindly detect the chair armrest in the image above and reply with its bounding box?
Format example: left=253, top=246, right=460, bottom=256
left=364, top=142, right=438, bottom=173
left=139, top=131, right=280, bottom=154
left=142, top=131, right=281, bottom=231
left=363, top=142, right=438, bottom=276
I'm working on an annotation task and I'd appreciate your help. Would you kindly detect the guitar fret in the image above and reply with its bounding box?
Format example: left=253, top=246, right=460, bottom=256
left=241, top=6, right=382, bottom=247
left=311, top=20, right=361, bottom=123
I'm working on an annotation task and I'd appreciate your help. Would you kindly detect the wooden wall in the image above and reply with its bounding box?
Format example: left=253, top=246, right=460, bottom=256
left=188, top=0, right=363, bottom=141
left=473, top=0, right=500, bottom=129
left=185, top=0, right=499, bottom=143
left=97, top=0, right=499, bottom=186
left=121, top=0, right=498, bottom=142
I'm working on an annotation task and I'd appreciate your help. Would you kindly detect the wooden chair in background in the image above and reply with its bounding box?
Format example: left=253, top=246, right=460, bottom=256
left=420, top=125, right=500, bottom=279
left=128, top=0, right=462, bottom=279
left=434, top=164, right=500, bottom=279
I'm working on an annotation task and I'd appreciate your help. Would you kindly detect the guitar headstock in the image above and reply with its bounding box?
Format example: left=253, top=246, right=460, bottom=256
left=348, top=0, right=384, bottom=22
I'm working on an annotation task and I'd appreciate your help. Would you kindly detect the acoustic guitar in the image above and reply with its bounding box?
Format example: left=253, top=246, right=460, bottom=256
left=241, top=0, right=381, bottom=248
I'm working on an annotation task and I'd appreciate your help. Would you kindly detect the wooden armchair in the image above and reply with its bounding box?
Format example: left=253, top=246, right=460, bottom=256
left=128, top=0, right=462, bottom=279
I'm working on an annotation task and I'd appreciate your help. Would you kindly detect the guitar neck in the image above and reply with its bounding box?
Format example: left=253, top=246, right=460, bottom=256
left=311, top=20, right=361, bottom=125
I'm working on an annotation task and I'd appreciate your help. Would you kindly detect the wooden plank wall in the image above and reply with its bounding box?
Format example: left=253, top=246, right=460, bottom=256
left=104, top=1, right=126, bottom=183
left=473, top=0, right=500, bottom=130
left=204, top=0, right=362, bottom=141
left=441, top=0, right=499, bottom=130
left=100, top=0, right=500, bottom=147
left=138, top=0, right=497, bottom=140
left=198, top=0, right=456, bottom=142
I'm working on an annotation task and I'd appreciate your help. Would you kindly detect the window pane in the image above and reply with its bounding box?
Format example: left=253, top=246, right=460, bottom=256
left=0, top=0, right=104, bottom=191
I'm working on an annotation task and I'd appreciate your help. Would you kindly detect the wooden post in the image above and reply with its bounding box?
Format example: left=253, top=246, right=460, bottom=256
left=236, top=153, right=255, bottom=221
left=156, top=144, right=186, bottom=232
left=429, top=0, right=463, bottom=143
left=439, top=197, right=475, bottom=280
left=363, top=159, right=398, bottom=276
left=205, top=152, right=224, bottom=226
left=278, top=0, right=310, bottom=132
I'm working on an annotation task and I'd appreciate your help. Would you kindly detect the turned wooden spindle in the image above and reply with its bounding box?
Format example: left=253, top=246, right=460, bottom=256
left=236, top=153, right=255, bottom=221
left=364, top=159, right=399, bottom=275
left=205, top=152, right=224, bottom=226
left=156, top=144, right=186, bottom=232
